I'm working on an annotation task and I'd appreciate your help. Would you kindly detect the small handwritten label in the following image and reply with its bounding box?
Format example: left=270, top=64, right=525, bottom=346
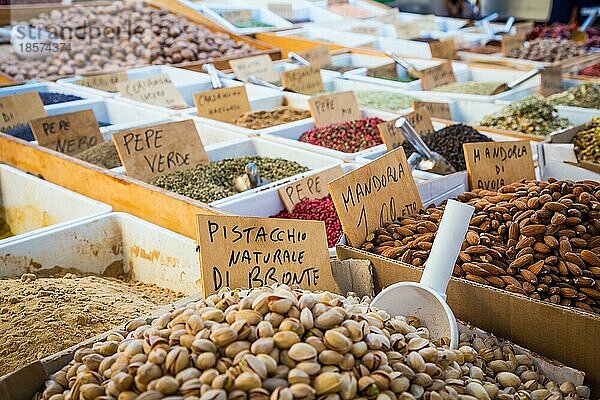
left=281, top=65, right=324, bottom=95
left=366, top=63, right=398, bottom=79
left=394, top=22, right=420, bottom=39
left=513, top=21, right=534, bottom=37
left=29, top=110, right=104, bottom=155
left=419, top=61, right=456, bottom=90
left=429, top=39, right=456, bottom=60
left=298, top=45, right=332, bottom=69
left=112, top=120, right=208, bottom=182
left=0, top=92, right=47, bottom=132
left=412, top=100, right=451, bottom=120
left=222, top=10, right=253, bottom=25
left=194, top=86, right=251, bottom=122
left=229, top=54, right=279, bottom=83
left=377, top=10, right=399, bottom=24
left=328, top=147, right=422, bottom=247
left=116, top=74, right=187, bottom=109
left=463, top=140, right=535, bottom=191
left=377, top=109, right=434, bottom=151
left=539, top=66, right=563, bottom=97
left=278, top=165, right=345, bottom=212
left=501, top=33, right=525, bottom=56
left=196, top=214, right=337, bottom=296
left=268, top=3, right=293, bottom=20
left=308, top=91, right=361, bottom=127
left=351, top=25, right=380, bottom=36
left=75, top=72, right=128, bottom=92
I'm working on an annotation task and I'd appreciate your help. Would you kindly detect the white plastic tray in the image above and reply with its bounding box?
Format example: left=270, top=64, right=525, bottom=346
left=257, top=0, right=343, bottom=24
left=317, top=0, right=389, bottom=18
left=0, top=212, right=200, bottom=294
left=0, top=82, right=101, bottom=105
left=272, top=26, right=377, bottom=48
left=0, top=164, right=112, bottom=245
left=197, top=4, right=294, bottom=34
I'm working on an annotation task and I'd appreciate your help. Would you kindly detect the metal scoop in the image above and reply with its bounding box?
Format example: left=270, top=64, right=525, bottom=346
left=247, top=75, right=284, bottom=91
left=490, top=67, right=540, bottom=95
left=232, top=162, right=272, bottom=193
left=384, top=51, right=421, bottom=80
left=395, top=118, right=456, bottom=175
left=570, top=8, right=598, bottom=43
left=288, top=51, right=311, bottom=66
left=371, top=199, right=475, bottom=349
left=202, top=63, right=225, bottom=89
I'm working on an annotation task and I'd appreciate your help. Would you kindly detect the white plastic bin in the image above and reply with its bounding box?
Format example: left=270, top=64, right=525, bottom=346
left=0, top=82, right=100, bottom=106
left=272, top=26, right=377, bottom=48
left=260, top=0, right=343, bottom=23
left=198, top=4, right=294, bottom=34
left=320, top=0, right=389, bottom=18
left=0, top=164, right=112, bottom=245
left=0, top=212, right=200, bottom=294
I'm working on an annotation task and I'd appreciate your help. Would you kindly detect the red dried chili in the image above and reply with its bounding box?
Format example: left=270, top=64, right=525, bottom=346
left=298, top=117, right=384, bottom=153
left=273, top=195, right=342, bottom=248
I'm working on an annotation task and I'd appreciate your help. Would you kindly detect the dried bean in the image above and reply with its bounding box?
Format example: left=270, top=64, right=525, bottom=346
left=546, top=82, right=600, bottom=109
left=299, top=117, right=384, bottom=153
left=509, top=38, right=587, bottom=62
left=573, top=117, right=600, bottom=165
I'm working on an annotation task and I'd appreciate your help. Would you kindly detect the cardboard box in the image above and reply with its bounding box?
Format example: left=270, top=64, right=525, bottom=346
left=336, top=244, right=600, bottom=394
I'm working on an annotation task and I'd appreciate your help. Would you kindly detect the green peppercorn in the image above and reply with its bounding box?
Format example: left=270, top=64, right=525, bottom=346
left=546, top=82, right=600, bottom=109
left=573, top=117, right=600, bottom=164
left=354, top=90, right=413, bottom=113
left=432, top=81, right=506, bottom=95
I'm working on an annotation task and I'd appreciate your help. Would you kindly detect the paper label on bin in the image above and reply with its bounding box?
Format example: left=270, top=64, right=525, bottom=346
left=75, top=72, right=128, bottom=92
left=501, top=33, right=525, bottom=56
left=268, top=3, right=293, bottom=20
left=377, top=109, right=434, bottom=151
left=221, top=10, right=253, bottom=25
left=193, top=86, right=251, bottom=123
left=229, top=54, right=279, bottom=83
left=513, top=21, right=535, bottom=36
left=328, top=147, right=422, bottom=247
left=377, top=11, right=398, bottom=24
left=412, top=100, right=451, bottom=120
left=29, top=110, right=104, bottom=155
left=308, top=91, right=361, bottom=127
left=463, top=140, right=535, bottom=191
left=113, top=119, right=208, bottom=182
left=196, top=214, right=337, bottom=296
left=539, top=66, right=563, bottom=96
left=419, top=62, right=456, bottom=90
left=394, top=22, right=420, bottom=39
left=298, top=45, right=331, bottom=69
left=0, top=91, right=47, bottom=132
left=429, top=39, right=456, bottom=60
left=278, top=165, right=345, bottom=212
left=281, top=65, right=324, bottom=95
left=351, top=25, right=379, bottom=36
left=116, top=74, right=187, bottom=109
left=366, top=63, right=398, bottom=79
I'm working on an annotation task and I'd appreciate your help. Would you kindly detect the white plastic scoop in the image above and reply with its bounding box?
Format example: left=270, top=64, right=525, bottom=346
left=371, top=199, right=474, bottom=349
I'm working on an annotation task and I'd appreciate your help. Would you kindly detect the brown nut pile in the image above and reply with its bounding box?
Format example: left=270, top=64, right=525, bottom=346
left=509, top=39, right=586, bottom=62
left=362, top=178, right=600, bottom=315
left=38, top=285, right=590, bottom=400
left=0, top=1, right=256, bottom=81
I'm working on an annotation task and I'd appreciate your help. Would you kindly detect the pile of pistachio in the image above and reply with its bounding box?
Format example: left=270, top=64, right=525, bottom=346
left=38, top=286, right=589, bottom=400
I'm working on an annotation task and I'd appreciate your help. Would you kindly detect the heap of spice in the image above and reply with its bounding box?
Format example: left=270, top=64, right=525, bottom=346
left=299, top=117, right=384, bottom=153
left=273, top=195, right=342, bottom=248
left=75, top=141, right=122, bottom=169
left=38, top=285, right=591, bottom=400
left=546, top=82, right=600, bottom=109
left=580, top=62, right=600, bottom=77
left=151, top=156, right=309, bottom=203
left=432, top=81, right=505, bottom=95
left=38, top=92, right=83, bottom=105
left=362, top=178, right=600, bottom=314
left=378, top=75, right=416, bottom=83
left=479, top=96, right=571, bottom=136
left=231, top=20, right=275, bottom=29
left=572, top=117, right=600, bottom=164
left=509, top=38, right=586, bottom=62
left=402, top=124, right=493, bottom=171
left=0, top=217, right=14, bottom=240
left=323, top=64, right=360, bottom=73
left=355, top=91, right=413, bottom=113
left=231, top=107, right=311, bottom=130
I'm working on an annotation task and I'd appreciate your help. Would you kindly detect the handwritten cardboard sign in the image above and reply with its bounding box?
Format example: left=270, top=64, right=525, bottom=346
left=278, top=165, right=345, bottom=212
left=366, top=63, right=398, bottom=79
left=229, top=54, right=279, bottom=83
left=308, top=91, right=361, bottom=127
left=75, top=72, right=128, bottom=92
left=539, top=66, right=563, bottom=97
left=463, top=140, right=535, bottom=191
left=412, top=100, right=452, bottom=120
left=328, top=147, right=422, bottom=247
left=501, top=33, right=525, bottom=56
left=112, top=119, right=208, bottom=182
left=268, top=3, right=293, bottom=20
left=221, top=10, right=253, bottom=26
left=513, top=21, right=534, bottom=37
left=394, top=22, right=420, bottom=39
left=429, top=39, right=456, bottom=60
left=419, top=61, right=456, bottom=91
left=298, top=45, right=331, bottom=69
left=193, top=86, right=251, bottom=123
left=116, top=74, right=187, bottom=109
left=377, top=109, right=434, bottom=151
left=0, top=92, right=47, bottom=132
left=281, top=65, right=324, bottom=95
left=196, top=214, right=337, bottom=296
left=29, top=110, right=104, bottom=155
left=351, top=25, right=380, bottom=36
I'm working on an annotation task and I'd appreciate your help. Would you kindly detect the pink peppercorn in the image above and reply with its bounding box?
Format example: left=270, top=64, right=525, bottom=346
left=273, top=195, right=342, bottom=248
left=299, top=117, right=385, bottom=153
